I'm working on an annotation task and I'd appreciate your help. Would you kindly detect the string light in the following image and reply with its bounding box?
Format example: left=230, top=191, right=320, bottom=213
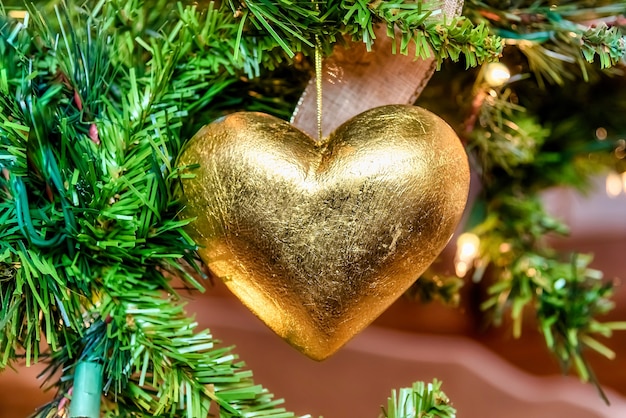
left=454, top=232, right=480, bottom=277
left=606, top=171, right=625, bottom=197
left=483, top=62, right=511, bottom=87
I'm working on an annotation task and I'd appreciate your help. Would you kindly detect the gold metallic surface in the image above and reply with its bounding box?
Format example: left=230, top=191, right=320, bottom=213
left=178, top=105, right=470, bottom=360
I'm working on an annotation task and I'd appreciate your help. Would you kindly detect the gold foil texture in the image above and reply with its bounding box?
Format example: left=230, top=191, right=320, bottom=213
left=178, top=105, right=470, bottom=360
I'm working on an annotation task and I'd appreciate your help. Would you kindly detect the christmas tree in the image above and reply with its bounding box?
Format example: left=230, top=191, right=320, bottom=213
left=0, top=0, right=625, bottom=416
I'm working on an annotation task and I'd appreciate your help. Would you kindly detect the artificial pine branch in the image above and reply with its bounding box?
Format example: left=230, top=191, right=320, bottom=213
left=380, top=380, right=456, bottom=418
left=464, top=0, right=626, bottom=84
left=228, top=0, right=504, bottom=65
left=1, top=0, right=625, bottom=415
left=0, top=0, right=502, bottom=414
left=405, top=269, right=464, bottom=307
left=417, top=5, right=626, bottom=396
left=0, top=1, right=303, bottom=416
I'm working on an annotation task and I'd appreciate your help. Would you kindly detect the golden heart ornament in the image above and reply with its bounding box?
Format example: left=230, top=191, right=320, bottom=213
left=178, top=105, right=470, bottom=360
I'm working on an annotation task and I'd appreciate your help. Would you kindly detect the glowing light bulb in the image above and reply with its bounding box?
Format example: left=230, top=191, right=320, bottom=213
left=483, top=63, right=511, bottom=87
left=622, top=172, right=626, bottom=194
left=606, top=172, right=622, bottom=197
left=455, top=232, right=480, bottom=277
left=455, top=261, right=469, bottom=278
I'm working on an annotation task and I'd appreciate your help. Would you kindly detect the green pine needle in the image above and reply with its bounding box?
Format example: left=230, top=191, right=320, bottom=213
left=380, top=380, right=456, bottom=418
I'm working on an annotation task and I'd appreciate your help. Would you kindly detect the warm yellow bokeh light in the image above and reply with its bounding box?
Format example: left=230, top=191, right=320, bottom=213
left=606, top=172, right=623, bottom=197
left=484, top=63, right=511, bottom=87
left=455, top=232, right=480, bottom=277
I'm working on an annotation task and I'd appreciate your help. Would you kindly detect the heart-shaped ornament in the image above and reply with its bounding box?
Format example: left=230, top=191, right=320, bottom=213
left=179, top=105, right=469, bottom=360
